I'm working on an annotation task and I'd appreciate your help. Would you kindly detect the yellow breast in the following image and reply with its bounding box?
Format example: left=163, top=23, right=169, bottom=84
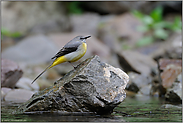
left=50, top=42, right=87, bottom=68
left=69, top=42, right=87, bottom=62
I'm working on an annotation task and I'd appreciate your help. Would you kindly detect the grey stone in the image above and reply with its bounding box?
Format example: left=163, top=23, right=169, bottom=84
left=14, top=55, right=129, bottom=114
left=165, top=74, right=182, bottom=104
left=2, top=35, right=59, bottom=65
left=1, top=59, right=23, bottom=88
left=117, top=50, right=157, bottom=76
left=1, top=87, right=12, bottom=100
left=139, top=84, right=152, bottom=96
left=125, top=83, right=139, bottom=93
left=128, top=72, right=152, bottom=88
left=126, top=72, right=152, bottom=94
left=15, top=77, right=39, bottom=91
left=165, top=90, right=182, bottom=104
left=4, top=89, right=34, bottom=103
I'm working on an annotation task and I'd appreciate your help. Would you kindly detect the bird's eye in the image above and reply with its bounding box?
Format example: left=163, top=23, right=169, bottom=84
left=80, top=37, right=84, bottom=40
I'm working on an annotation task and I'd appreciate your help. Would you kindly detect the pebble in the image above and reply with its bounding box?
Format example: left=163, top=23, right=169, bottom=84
left=15, top=77, right=39, bottom=91
left=4, top=89, right=34, bottom=103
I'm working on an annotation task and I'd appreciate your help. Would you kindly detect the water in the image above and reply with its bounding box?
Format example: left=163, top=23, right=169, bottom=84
left=1, top=96, right=182, bottom=122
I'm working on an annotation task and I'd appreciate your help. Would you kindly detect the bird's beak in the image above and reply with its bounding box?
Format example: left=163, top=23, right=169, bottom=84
left=82, top=35, right=91, bottom=39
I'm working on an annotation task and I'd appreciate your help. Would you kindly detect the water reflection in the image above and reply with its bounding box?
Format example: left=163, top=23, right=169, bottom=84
left=1, top=96, right=182, bottom=122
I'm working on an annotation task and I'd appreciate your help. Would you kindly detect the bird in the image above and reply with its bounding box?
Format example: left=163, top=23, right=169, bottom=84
left=31, top=35, right=91, bottom=84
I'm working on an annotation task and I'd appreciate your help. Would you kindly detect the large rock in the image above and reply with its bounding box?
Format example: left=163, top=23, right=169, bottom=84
left=1, top=59, right=23, bottom=88
left=14, top=55, right=129, bottom=114
left=2, top=34, right=59, bottom=65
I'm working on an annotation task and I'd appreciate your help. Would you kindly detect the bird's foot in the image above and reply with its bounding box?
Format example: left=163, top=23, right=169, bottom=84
left=68, top=62, right=77, bottom=69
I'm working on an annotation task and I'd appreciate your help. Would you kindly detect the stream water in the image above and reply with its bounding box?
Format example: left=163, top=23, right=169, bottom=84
left=1, top=96, right=182, bottom=122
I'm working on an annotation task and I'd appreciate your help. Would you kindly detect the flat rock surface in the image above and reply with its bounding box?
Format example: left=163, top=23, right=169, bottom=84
left=14, top=55, right=129, bottom=114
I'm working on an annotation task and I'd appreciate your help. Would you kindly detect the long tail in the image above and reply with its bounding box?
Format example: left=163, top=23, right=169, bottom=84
left=31, top=63, right=53, bottom=84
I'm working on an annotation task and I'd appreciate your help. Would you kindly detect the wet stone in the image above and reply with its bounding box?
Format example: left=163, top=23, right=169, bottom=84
left=14, top=55, right=129, bottom=115
left=165, top=90, right=182, bottom=104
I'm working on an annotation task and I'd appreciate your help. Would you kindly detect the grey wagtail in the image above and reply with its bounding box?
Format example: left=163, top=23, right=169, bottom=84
left=31, top=35, right=91, bottom=84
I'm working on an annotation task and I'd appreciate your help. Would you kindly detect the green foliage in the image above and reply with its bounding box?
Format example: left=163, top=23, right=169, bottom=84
left=170, top=16, right=182, bottom=32
left=150, top=6, right=163, bottom=23
left=66, top=1, right=83, bottom=14
left=1, top=28, right=22, bottom=38
left=136, top=36, right=154, bottom=47
left=132, top=7, right=182, bottom=47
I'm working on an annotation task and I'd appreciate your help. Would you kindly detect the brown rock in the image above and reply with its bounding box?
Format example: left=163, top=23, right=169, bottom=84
left=1, top=59, right=23, bottom=88
left=158, top=59, right=182, bottom=88
left=159, top=59, right=182, bottom=70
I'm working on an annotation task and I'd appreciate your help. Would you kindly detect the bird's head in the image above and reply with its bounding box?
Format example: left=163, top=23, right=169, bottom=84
left=79, top=35, right=91, bottom=43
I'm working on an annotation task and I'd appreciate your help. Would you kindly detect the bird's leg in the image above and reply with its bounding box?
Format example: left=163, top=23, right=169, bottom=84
left=68, top=62, right=76, bottom=69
